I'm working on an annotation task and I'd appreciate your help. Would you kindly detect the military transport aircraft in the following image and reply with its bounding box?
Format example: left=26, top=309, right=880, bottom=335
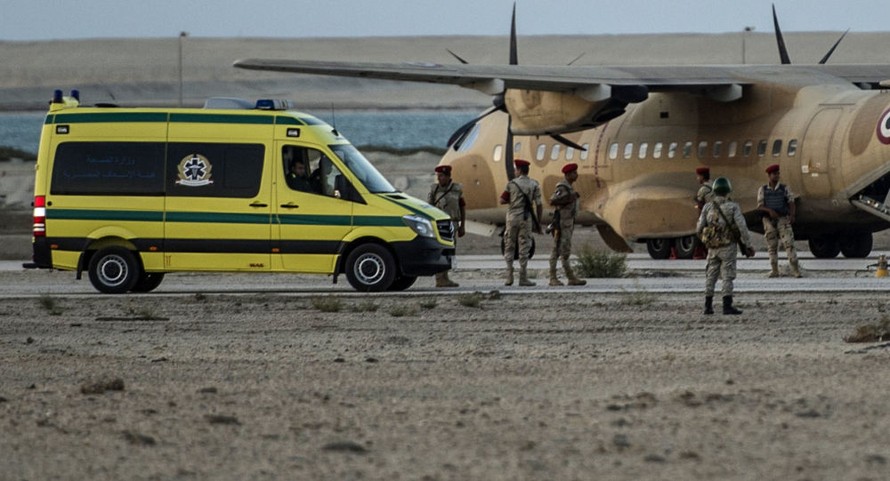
left=235, top=5, right=890, bottom=259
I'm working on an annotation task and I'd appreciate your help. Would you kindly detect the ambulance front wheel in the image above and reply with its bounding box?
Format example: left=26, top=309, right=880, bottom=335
left=345, top=244, right=396, bottom=292
left=88, top=247, right=141, bottom=294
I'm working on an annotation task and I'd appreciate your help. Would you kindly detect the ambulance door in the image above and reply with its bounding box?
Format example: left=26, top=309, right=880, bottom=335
left=163, top=142, right=272, bottom=271
left=274, top=143, right=353, bottom=273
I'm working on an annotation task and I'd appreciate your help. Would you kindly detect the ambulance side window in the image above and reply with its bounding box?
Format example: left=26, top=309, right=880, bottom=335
left=51, top=142, right=166, bottom=195
left=304, top=147, right=342, bottom=198
left=166, top=142, right=264, bottom=198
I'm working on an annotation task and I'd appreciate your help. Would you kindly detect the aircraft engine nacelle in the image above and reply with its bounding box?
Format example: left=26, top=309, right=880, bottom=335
left=504, top=85, right=647, bottom=136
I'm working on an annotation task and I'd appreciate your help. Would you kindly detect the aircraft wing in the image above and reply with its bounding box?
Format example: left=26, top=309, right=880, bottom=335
left=234, top=58, right=890, bottom=93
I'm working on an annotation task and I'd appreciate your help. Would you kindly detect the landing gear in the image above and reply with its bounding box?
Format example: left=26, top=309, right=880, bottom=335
left=646, top=238, right=672, bottom=260
left=808, top=236, right=840, bottom=258
left=674, top=235, right=699, bottom=260
left=840, top=232, right=873, bottom=258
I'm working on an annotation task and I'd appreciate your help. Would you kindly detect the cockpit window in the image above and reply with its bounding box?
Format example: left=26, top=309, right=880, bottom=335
left=329, top=144, right=396, bottom=193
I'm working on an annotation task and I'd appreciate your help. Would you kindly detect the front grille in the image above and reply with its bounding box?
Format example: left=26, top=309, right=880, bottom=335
left=437, top=220, right=455, bottom=242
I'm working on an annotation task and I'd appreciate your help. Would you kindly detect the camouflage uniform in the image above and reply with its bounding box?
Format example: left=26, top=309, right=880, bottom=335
left=548, top=179, right=584, bottom=286
left=503, top=175, right=542, bottom=286
left=695, top=181, right=714, bottom=209
left=757, top=182, right=800, bottom=277
left=697, top=196, right=752, bottom=298
left=428, top=180, right=464, bottom=287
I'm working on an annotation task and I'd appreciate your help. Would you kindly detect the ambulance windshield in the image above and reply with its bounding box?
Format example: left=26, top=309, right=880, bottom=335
left=330, top=144, right=397, bottom=193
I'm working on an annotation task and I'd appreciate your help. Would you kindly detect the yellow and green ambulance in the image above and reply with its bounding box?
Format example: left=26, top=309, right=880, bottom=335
left=27, top=91, right=454, bottom=293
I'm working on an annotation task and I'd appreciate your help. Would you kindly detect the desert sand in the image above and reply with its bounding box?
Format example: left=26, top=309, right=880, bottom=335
left=2, top=34, right=890, bottom=481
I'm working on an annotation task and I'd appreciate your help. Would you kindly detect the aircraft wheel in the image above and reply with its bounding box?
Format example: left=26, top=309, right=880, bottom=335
left=345, top=244, right=396, bottom=292
left=388, top=275, right=417, bottom=291
left=131, top=272, right=165, bottom=293
left=840, top=232, right=872, bottom=258
left=646, top=238, right=672, bottom=260
left=88, top=247, right=141, bottom=294
left=674, top=235, right=698, bottom=259
left=808, top=236, right=841, bottom=259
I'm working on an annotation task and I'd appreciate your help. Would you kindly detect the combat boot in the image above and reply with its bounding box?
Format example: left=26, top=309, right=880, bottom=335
left=519, top=266, right=536, bottom=286
left=768, top=259, right=780, bottom=278
left=504, top=265, right=514, bottom=286
left=789, top=259, right=802, bottom=278
left=703, top=296, right=714, bottom=315
left=564, top=264, right=587, bottom=286
left=549, top=262, right=563, bottom=286
left=722, top=295, right=742, bottom=315
left=435, top=271, right=459, bottom=288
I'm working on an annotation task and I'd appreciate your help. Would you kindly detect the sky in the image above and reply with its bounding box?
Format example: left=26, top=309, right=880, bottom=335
left=1, top=0, right=888, bottom=41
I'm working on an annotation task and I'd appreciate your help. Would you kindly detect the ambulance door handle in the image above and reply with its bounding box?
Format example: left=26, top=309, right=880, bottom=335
left=279, top=203, right=300, bottom=209
left=250, top=202, right=268, bottom=208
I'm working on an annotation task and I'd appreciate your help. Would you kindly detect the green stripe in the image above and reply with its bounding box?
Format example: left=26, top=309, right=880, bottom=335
left=170, top=113, right=274, bottom=125
left=48, top=209, right=163, bottom=222
left=50, top=113, right=169, bottom=124
left=166, top=211, right=271, bottom=224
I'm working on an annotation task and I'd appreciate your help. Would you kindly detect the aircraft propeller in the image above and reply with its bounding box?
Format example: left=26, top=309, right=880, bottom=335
left=772, top=4, right=848, bottom=65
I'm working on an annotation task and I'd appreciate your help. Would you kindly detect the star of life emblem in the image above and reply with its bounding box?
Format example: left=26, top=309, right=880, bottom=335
left=176, top=154, right=214, bottom=186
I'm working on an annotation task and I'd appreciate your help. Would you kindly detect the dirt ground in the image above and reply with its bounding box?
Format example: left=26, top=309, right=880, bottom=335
left=1, top=272, right=889, bottom=481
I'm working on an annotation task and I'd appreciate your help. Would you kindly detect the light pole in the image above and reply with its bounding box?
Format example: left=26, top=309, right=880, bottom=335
left=178, top=31, right=188, bottom=106
left=742, top=26, right=754, bottom=64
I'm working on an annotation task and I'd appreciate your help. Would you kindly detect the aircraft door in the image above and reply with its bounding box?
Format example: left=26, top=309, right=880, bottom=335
left=275, top=143, right=353, bottom=273
left=801, top=108, right=842, bottom=198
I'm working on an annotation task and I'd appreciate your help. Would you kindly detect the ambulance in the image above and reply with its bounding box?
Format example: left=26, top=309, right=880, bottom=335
left=26, top=90, right=455, bottom=293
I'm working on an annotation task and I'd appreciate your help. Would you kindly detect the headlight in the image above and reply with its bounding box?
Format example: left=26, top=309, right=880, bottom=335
left=403, top=215, right=435, bottom=238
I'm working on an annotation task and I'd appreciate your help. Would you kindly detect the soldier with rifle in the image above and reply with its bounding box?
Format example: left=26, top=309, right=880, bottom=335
left=548, top=163, right=586, bottom=286
left=500, top=159, right=542, bottom=286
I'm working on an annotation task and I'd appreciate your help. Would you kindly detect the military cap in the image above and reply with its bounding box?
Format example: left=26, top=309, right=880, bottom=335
left=695, top=166, right=709, bottom=175
left=434, top=165, right=452, bottom=175
left=562, top=163, right=578, bottom=174
left=514, top=159, right=531, bottom=167
left=766, top=164, right=780, bottom=174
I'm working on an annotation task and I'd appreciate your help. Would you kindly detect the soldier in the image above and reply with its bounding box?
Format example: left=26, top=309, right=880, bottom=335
left=427, top=164, right=466, bottom=287
left=500, top=159, right=543, bottom=286
left=697, top=177, right=756, bottom=315
left=757, top=164, right=801, bottom=278
left=548, top=163, right=586, bottom=286
left=693, top=166, right=714, bottom=259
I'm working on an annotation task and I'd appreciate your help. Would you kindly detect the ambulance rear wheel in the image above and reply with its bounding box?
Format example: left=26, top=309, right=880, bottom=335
left=131, top=273, right=165, bottom=293
left=88, top=247, right=140, bottom=294
left=345, top=244, right=396, bottom=292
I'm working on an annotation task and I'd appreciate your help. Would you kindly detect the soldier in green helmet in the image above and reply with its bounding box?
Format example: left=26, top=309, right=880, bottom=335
left=696, top=177, right=756, bottom=315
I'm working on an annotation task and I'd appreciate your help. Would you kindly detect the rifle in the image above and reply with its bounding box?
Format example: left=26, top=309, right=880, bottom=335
left=714, top=203, right=752, bottom=256
left=510, top=180, right=542, bottom=234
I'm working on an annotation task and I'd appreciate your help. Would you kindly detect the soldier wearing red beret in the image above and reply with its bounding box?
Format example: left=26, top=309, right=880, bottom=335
left=757, top=163, right=801, bottom=277
left=499, top=159, right=542, bottom=286
left=428, top=164, right=465, bottom=287
left=547, top=163, right=586, bottom=286
left=693, top=166, right=714, bottom=259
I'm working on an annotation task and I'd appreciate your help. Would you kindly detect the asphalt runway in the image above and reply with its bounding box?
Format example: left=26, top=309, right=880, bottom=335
left=2, top=252, right=889, bottom=297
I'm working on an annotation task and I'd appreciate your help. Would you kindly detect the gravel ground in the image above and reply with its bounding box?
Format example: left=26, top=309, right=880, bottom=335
left=1, top=273, right=889, bottom=481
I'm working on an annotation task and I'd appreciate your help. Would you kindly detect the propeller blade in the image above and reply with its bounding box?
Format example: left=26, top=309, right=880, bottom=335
left=772, top=4, right=792, bottom=65
left=818, top=29, right=849, bottom=64
left=550, top=134, right=587, bottom=152
left=509, top=3, right=518, bottom=65
left=567, top=52, right=586, bottom=66
left=447, top=107, right=498, bottom=148
left=446, top=49, right=469, bottom=65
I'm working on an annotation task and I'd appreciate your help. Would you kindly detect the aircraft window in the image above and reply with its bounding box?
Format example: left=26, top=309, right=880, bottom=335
left=728, top=141, right=738, bottom=158
left=638, top=142, right=648, bottom=159
left=580, top=144, right=590, bottom=160
left=787, top=139, right=798, bottom=156
left=743, top=140, right=753, bottom=157
left=683, top=141, right=693, bottom=158
left=566, top=147, right=575, bottom=160
left=609, top=143, right=619, bottom=160
left=514, top=141, right=522, bottom=154
left=550, top=144, right=561, bottom=161
left=772, top=140, right=783, bottom=157
left=697, top=141, right=708, bottom=159
left=757, top=140, right=768, bottom=157
left=623, top=143, right=634, bottom=160
left=713, top=141, right=722, bottom=158
left=536, top=144, right=546, bottom=160
left=668, top=142, right=678, bottom=159
left=493, top=144, right=503, bottom=162
left=653, top=142, right=663, bottom=159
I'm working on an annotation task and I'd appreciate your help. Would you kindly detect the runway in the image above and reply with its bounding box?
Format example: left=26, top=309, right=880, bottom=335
left=2, top=252, right=889, bottom=297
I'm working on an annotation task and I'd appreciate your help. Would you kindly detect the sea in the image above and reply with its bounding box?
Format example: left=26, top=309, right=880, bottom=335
left=0, top=109, right=481, bottom=157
